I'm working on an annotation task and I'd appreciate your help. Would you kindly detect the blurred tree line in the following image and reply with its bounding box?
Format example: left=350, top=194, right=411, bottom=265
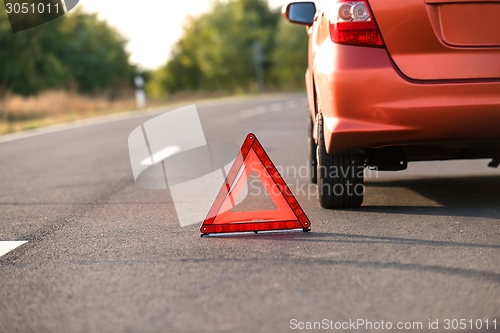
left=147, top=0, right=308, bottom=96
left=0, top=6, right=135, bottom=99
left=0, top=0, right=308, bottom=102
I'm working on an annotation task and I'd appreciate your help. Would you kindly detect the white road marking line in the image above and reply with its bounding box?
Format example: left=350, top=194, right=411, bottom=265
left=0, top=241, right=28, bottom=257
left=0, top=95, right=254, bottom=145
left=0, top=96, right=306, bottom=144
left=238, top=106, right=267, bottom=119
left=269, top=102, right=283, bottom=112
left=284, top=100, right=297, bottom=109
left=237, top=98, right=306, bottom=119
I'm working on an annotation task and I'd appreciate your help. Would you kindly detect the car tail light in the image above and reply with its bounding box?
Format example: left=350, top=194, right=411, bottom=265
left=329, top=0, right=384, bottom=47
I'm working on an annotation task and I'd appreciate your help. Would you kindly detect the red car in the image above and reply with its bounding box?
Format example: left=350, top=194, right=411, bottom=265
left=283, top=0, right=500, bottom=209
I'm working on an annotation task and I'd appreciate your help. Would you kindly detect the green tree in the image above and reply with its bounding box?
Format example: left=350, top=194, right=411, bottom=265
left=0, top=8, right=133, bottom=97
left=270, top=19, right=308, bottom=90
left=57, top=9, right=133, bottom=93
left=149, top=0, right=280, bottom=95
left=162, top=15, right=204, bottom=93
left=0, top=7, right=67, bottom=96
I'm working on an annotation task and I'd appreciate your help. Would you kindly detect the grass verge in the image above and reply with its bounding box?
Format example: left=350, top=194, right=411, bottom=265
left=0, top=90, right=239, bottom=136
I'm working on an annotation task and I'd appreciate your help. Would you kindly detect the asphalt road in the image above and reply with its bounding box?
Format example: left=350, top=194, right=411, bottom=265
left=0, top=93, right=499, bottom=333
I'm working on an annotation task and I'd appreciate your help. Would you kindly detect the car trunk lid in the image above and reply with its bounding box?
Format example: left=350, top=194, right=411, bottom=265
left=367, top=0, right=500, bottom=80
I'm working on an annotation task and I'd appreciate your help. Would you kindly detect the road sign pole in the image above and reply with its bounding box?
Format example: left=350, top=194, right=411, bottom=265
left=134, top=75, right=146, bottom=108
left=253, top=41, right=265, bottom=93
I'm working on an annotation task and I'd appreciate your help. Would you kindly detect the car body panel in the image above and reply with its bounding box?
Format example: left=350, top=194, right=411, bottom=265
left=368, top=0, right=500, bottom=80
left=297, top=0, right=500, bottom=156
left=313, top=44, right=500, bottom=154
left=284, top=0, right=500, bottom=158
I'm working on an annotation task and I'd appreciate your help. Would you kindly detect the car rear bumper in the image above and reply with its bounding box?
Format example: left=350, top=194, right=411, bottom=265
left=313, top=44, right=500, bottom=155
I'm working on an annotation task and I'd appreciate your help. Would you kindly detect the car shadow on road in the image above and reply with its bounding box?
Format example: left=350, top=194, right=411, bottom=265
left=211, top=232, right=500, bottom=283
left=363, top=175, right=500, bottom=219
left=225, top=231, right=500, bottom=250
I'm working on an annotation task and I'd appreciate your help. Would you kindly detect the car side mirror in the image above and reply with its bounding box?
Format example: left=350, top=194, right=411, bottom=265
left=282, top=2, right=316, bottom=26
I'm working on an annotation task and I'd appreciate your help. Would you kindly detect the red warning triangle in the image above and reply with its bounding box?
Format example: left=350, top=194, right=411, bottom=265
left=201, top=133, right=311, bottom=235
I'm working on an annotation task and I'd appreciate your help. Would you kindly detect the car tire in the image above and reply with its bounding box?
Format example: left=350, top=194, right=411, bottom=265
left=308, top=112, right=318, bottom=184
left=316, top=112, right=364, bottom=209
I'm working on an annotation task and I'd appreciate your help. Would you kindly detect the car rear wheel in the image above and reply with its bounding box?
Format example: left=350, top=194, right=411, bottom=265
left=308, top=112, right=318, bottom=184
left=316, top=112, right=365, bottom=209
